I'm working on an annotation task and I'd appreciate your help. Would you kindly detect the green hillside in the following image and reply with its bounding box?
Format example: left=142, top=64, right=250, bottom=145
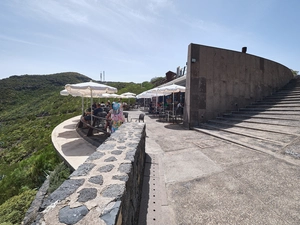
left=0, top=72, right=157, bottom=225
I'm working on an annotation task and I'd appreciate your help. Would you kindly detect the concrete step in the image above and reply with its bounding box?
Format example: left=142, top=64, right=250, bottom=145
left=223, top=113, right=300, bottom=121
left=231, top=110, right=300, bottom=115
left=239, top=107, right=300, bottom=111
left=246, top=104, right=300, bottom=108
left=264, top=95, right=300, bottom=100
left=207, top=120, right=298, bottom=144
left=258, top=98, right=300, bottom=103
left=253, top=101, right=300, bottom=105
left=193, top=76, right=300, bottom=159
left=193, top=125, right=286, bottom=155
left=216, top=116, right=300, bottom=127
left=272, top=90, right=300, bottom=95
left=206, top=119, right=300, bottom=135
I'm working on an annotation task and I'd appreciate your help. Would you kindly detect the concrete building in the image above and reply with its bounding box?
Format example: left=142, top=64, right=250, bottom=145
left=182, top=43, right=294, bottom=128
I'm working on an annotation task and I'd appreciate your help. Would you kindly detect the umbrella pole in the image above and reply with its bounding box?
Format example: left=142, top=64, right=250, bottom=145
left=156, top=92, right=158, bottom=112
left=173, top=92, right=175, bottom=116
left=82, top=96, right=84, bottom=115
left=90, top=89, right=93, bottom=124
left=163, top=95, right=165, bottom=112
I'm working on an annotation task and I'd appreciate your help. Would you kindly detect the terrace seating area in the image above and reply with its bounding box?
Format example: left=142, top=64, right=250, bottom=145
left=151, top=107, right=184, bottom=124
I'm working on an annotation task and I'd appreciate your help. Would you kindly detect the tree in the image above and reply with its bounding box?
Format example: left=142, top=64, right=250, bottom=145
left=291, top=69, right=299, bottom=76
left=150, top=77, right=165, bottom=86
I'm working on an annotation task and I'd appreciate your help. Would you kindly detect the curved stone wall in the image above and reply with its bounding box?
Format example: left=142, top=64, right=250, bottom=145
left=184, top=43, right=294, bottom=128
left=31, top=122, right=146, bottom=225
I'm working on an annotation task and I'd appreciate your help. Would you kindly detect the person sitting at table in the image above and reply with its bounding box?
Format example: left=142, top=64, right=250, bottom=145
left=82, top=104, right=104, bottom=124
left=93, top=103, right=103, bottom=116
left=92, top=102, right=97, bottom=110
left=164, top=102, right=168, bottom=108
left=82, top=107, right=92, bottom=124
left=106, top=100, right=111, bottom=108
left=149, top=101, right=154, bottom=114
left=177, top=101, right=183, bottom=109
left=123, top=102, right=128, bottom=110
left=176, top=102, right=184, bottom=115
left=100, top=101, right=106, bottom=107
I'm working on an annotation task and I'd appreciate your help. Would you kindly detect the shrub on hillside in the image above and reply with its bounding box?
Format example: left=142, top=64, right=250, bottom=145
left=0, top=189, right=37, bottom=225
left=48, top=162, right=71, bottom=194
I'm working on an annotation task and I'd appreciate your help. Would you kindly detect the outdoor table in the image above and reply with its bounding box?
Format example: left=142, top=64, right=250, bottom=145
left=158, top=112, right=168, bottom=122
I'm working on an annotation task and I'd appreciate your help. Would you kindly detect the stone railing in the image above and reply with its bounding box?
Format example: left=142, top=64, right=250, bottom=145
left=30, top=122, right=146, bottom=225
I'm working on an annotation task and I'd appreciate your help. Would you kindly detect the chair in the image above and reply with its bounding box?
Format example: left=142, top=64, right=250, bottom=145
left=168, top=111, right=176, bottom=123
left=97, top=111, right=107, bottom=117
left=123, top=112, right=129, bottom=122
left=94, top=112, right=107, bottom=128
left=139, top=113, right=145, bottom=122
left=158, top=111, right=167, bottom=122
left=103, top=107, right=110, bottom=113
left=167, top=108, right=183, bottom=124
left=130, top=113, right=145, bottom=123
left=174, top=107, right=183, bottom=123
left=175, top=108, right=183, bottom=123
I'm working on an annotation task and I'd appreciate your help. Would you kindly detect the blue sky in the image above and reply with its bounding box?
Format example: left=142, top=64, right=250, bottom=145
left=0, top=0, right=299, bottom=83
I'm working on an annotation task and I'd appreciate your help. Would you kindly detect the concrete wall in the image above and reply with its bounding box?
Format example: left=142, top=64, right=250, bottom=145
left=30, top=122, right=146, bottom=225
left=184, top=43, right=294, bottom=128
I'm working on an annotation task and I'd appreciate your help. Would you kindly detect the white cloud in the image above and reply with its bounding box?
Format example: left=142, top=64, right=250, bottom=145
left=146, top=0, right=175, bottom=14
left=24, top=0, right=89, bottom=25
left=1, top=0, right=299, bottom=82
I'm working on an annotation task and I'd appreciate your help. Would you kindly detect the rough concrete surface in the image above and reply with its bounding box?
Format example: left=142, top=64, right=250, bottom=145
left=51, top=109, right=300, bottom=225
left=142, top=110, right=300, bottom=225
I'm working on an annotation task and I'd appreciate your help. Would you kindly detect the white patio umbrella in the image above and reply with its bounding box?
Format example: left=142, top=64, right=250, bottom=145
left=99, top=93, right=121, bottom=98
left=60, top=89, right=88, bottom=115
left=120, top=93, right=136, bottom=106
left=96, top=93, right=122, bottom=109
left=65, top=81, right=117, bottom=96
left=121, top=92, right=136, bottom=97
left=142, top=87, right=167, bottom=112
left=157, top=84, right=186, bottom=115
left=120, top=94, right=136, bottom=99
left=121, top=95, right=136, bottom=99
left=65, top=81, right=117, bottom=123
left=158, top=84, right=186, bottom=93
left=60, top=89, right=69, bottom=96
left=136, top=91, right=154, bottom=99
left=144, top=87, right=165, bottom=96
left=136, top=91, right=154, bottom=109
left=110, top=93, right=122, bottom=98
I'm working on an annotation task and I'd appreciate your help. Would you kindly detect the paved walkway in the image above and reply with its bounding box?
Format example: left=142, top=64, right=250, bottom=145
left=52, top=110, right=300, bottom=225
left=51, top=115, right=95, bottom=170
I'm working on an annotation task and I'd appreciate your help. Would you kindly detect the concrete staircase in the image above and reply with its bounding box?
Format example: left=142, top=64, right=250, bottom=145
left=194, top=76, right=300, bottom=161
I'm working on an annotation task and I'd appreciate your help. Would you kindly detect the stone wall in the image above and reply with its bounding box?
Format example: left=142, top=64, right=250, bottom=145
left=30, top=122, right=146, bottom=225
left=184, top=43, right=294, bottom=128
